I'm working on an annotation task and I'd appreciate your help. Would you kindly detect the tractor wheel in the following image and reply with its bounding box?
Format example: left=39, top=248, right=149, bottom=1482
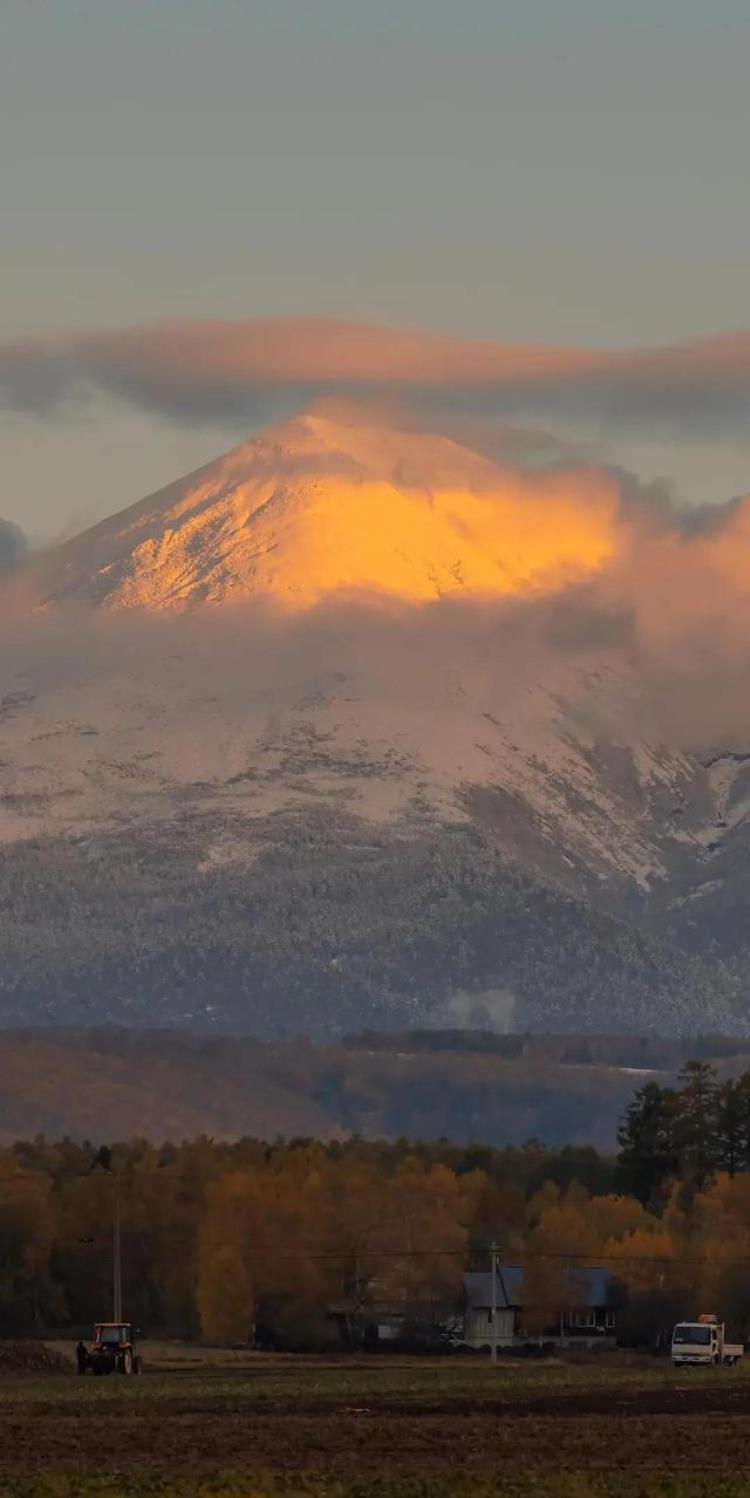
left=121, top=1350, right=133, bottom=1375
left=133, top=1356, right=142, bottom=1375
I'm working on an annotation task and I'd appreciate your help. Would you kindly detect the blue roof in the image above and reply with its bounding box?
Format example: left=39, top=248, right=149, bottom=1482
left=463, top=1263, right=612, bottom=1311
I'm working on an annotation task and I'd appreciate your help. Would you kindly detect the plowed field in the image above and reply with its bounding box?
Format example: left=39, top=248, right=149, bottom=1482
left=3, top=1355, right=750, bottom=1496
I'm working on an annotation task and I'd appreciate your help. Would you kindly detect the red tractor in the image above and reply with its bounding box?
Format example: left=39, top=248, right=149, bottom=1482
left=79, top=1322, right=142, bottom=1376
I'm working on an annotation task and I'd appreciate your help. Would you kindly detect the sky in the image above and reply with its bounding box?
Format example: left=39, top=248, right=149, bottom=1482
left=2, top=0, right=750, bottom=538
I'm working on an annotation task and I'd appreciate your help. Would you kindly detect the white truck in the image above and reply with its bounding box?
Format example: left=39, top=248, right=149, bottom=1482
left=672, top=1313, right=744, bottom=1367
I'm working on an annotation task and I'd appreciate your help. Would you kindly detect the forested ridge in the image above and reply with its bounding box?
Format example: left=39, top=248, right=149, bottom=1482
left=2, top=1061, right=750, bottom=1347
left=2, top=1026, right=750, bottom=1150
left=0, top=812, right=741, bottom=1037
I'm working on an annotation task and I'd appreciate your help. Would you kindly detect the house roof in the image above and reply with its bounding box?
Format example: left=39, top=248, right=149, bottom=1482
left=463, top=1264, right=612, bottom=1311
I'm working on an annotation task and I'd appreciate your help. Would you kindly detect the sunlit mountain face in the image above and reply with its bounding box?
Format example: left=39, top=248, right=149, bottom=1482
left=28, top=409, right=624, bottom=612
left=2, top=404, right=750, bottom=1040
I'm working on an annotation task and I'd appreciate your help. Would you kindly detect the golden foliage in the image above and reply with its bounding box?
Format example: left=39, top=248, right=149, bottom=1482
left=5, top=1132, right=750, bottom=1344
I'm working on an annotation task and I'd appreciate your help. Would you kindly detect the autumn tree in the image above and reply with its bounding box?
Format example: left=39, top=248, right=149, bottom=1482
left=359, top=1159, right=467, bottom=1333
left=195, top=1172, right=259, bottom=1344
left=518, top=1255, right=572, bottom=1339
left=0, top=1163, right=62, bottom=1331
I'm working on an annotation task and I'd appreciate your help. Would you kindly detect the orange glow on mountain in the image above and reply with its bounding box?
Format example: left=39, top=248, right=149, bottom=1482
left=252, top=474, right=620, bottom=608
left=38, top=412, right=624, bottom=612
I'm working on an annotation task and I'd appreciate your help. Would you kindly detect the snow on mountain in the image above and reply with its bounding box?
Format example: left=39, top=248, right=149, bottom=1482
left=1, top=409, right=749, bottom=1037
left=29, top=410, right=622, bottom=612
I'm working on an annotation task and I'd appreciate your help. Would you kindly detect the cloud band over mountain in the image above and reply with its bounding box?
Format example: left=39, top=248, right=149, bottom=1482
left=3, top=317, right=750, bottom=434
left=1, top=400, right=749, bottom=758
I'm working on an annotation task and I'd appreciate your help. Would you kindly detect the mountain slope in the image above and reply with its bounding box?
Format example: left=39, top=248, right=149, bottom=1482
left=31, top=411, right=621, bottom=611
left=0, top=810, right=741, bottom=1037
left=2, top=409, right=750, bottom=1038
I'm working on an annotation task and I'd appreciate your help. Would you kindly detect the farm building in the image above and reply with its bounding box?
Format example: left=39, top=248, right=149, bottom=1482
left=462, top=1263, right=617, bottom=1350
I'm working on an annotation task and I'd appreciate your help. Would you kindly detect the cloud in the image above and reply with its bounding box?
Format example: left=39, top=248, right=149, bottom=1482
left=1, top=397, right=749, bottom=760
left=3, top=317, right=750, bottom=436
left=2, top=500, right=749, bottom=759
left=430, top=987, right=518, bottom=1033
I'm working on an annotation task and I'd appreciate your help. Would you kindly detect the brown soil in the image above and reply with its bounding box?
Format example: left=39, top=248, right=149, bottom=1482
left=5, top=1388, right=750, bottom=1474
left=0, top=1341, right=70, bottom=1375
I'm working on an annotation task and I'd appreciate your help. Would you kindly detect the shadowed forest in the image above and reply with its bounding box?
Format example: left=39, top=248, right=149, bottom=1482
left=2, top=1026, right=750, bottom=1149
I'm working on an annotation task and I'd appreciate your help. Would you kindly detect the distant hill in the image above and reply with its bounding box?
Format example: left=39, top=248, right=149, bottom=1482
left=1, top=1027, right=749, bottom=1150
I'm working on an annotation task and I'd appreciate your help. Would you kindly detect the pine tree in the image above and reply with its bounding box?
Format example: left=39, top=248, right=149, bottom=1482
left=616, top=1082, right=678, bottom=1204
left=673, top=1061, right=719, bottom=1189
left=716, top=1079, right=742, bottom=1177
left=715, top=1071, right=750, bottom=1177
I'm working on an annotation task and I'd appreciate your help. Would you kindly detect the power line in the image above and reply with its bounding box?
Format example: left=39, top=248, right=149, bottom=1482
left=0, top=1169, right=217, bottom=1181
left=2, top=1177, right=749, bottom=1267
left=40, top=1237, right=750, bottom=1269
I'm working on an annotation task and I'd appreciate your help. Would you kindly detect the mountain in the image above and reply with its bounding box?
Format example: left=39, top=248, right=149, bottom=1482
left=1, top=409, right=749, bottom=1038
left=30, top=410, right=618, bottom=612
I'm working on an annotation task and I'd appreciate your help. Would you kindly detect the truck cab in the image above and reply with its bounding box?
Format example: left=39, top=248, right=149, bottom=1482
left=672, top=1314, right=743, bottom=1367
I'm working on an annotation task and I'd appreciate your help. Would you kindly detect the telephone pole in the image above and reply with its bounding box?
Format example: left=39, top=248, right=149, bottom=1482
left=113, top=1177, right=122, bottom=1322
left=490, top=1239, right=498, bottom=1365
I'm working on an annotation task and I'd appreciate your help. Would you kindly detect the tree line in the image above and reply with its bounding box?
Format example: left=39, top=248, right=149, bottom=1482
left=2, top=1064, right=750, bottom=1348
left=617, top=1060, right=750, bottom=1201
left=0, top=1134, right=613, bottom=1345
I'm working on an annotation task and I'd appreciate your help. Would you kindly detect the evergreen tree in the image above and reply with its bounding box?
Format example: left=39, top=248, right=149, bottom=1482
left=716, top=1078, right=742, bottom=1177
left=616, top=1081, right=678, bottom=1204
left=673, top=1061, right=719, bottom=1188
left=716, top=1071, right=750, bottom=1177
left=735, top=1071, right=750, bottom=1171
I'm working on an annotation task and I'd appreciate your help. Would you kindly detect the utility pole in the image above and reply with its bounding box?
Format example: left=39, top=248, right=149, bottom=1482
left=353, top=1248, right=361, bottom=1349
left=490, top=1239, right=498, bottom=1365
left=113, top=1177, right=122, bottom=1323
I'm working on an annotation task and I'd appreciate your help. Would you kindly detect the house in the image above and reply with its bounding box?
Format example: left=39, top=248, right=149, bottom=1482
left=328, top=1292, right=462, bottom=1351
left=462, top=1263, right=616, bottom=1350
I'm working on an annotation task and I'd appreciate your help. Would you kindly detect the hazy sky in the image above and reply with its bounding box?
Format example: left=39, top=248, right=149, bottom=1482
left=3, top=0, right=750, bottom=537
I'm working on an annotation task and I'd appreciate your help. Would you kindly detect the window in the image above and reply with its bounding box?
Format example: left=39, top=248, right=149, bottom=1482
left=97, top=1325, right=129, bottom=1345
left=673, top=1325, right=711, bottom=1346
left=569, top=1310, right=596, bottom=1329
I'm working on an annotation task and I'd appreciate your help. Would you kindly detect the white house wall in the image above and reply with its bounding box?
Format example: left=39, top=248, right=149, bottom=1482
left=463, top=1308, right=515, bottom=1347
